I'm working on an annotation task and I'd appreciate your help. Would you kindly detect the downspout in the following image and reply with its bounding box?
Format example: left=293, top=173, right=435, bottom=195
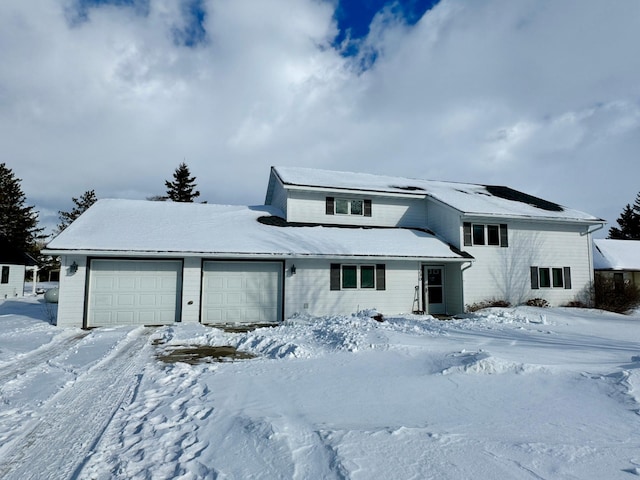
left=585, top=222, right=605, bottom=285
left=459, top=260, right=473, bottom=313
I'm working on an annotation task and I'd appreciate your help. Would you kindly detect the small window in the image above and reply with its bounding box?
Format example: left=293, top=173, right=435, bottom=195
left=539, top=268, right=551, bottom=288
left=487, top=225, right=500, bottom=246
left=335, top=199, right=349, bottom=215
left=552, top=268, right=564, bottom=288
left=1, top=266, right=9, bottom=284
left=342, top=265, right=357, bottom=289
left=614, top=272, right=624, bottom=292
left=360, top=265, right=375, bottom=288
left=335, top=198, right=364, bottom=216
left=472, top=224, right=485, bottom=245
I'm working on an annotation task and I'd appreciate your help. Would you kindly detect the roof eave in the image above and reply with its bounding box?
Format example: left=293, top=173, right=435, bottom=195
left=42, top=248, right=471, bottom=262
left=460, top=212, right=605, bottom=225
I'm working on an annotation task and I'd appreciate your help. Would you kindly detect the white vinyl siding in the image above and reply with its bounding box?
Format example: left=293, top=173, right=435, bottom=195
left=56, top=255, right=88, bottom=327
left=284, top=259, right=428, bottom=317
left=265, top=178, right=288, bottom=216
left=424, top=199, right=460, bottom=246
left=462, top=220, right=593, bottom=308
left=87, top=259, right=182, bottom=327
left=0, top=264, right=25, bottom=299
left=201, top=261, right=283, bottom=324
left=181, top=257, right=202, bottom=323
left=286, top=190, right=426, bottom=227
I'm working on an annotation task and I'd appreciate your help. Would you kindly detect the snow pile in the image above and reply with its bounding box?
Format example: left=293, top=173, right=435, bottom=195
left=1, top=298, right=640, bottom=479
left=440, top=349, right=550, bottom=375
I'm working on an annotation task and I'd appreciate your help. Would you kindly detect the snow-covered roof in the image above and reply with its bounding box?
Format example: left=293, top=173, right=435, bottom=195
left=272, top=166, right=603, bottom=223
left=593, top=239, right=640, bottom=271
left=45, top=199, right=467, bottom=260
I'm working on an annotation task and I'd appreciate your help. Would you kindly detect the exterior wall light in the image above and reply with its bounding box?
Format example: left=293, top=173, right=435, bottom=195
left=290, top=264, right=296, bottom=275
left=69, top=261, right=79, bottom=275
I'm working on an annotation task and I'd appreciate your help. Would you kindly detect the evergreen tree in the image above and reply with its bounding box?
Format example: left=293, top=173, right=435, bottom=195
left=164, top=162, right=200, bottom=202
left=608, top=192, right=640, bottom=239
left=56, top=189, right=98, bottom=234
left=0, top=163, right=42, bottom=255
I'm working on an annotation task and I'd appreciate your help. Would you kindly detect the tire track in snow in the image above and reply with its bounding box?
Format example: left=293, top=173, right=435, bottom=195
left=0, top=330, right=89, bottom=385
left=0, top=327, right=153, bottom=480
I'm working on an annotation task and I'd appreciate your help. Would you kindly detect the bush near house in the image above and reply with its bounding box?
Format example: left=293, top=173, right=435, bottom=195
left=466, top=299, right=511, bottom=312
left=525, top=298, right=550, bottom=308
left=594, top=276, right=640, bottom=314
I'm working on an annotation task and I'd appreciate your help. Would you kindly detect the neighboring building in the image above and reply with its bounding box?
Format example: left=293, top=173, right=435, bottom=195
left=593, top=239, right=640, bottom=287
left=44, top=166, right=604, bottom=328
left=0, top=236, right=37, bottom=299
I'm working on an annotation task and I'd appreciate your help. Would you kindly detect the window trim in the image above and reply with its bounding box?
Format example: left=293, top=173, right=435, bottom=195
left=330, top=264, right=385, bottom=291
left=531, top=266, right=572, bottom=290
left=326, top=197, right=372, bottom=217
left=1, top=266, right=9, bottom=284
left=464, top=223, right=508, bottom=247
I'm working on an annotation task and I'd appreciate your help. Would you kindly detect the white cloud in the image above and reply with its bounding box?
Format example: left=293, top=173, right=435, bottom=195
left=1, top=0, right=639, bottom=235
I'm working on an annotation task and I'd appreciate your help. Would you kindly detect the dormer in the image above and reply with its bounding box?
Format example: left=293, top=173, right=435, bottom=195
left=265, top=166, right=428, bottom=228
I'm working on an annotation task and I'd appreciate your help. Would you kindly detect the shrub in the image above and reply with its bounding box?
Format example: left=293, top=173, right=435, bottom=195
left=466, top=299, right=511, bottom=312
left=563, top=300, right=590, bottom=308
left=594, top=275, right=640, bottom=314
left=525, top=298, right=549, bottom=308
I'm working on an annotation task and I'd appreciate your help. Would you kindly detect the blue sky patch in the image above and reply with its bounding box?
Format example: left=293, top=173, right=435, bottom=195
left=332, top=0, right=440, bottom=64
left=172, top=0, right=208, bottom=48
left=65, top=0, right=207, bottom=47
left=66, top=0, right=149, bottom=25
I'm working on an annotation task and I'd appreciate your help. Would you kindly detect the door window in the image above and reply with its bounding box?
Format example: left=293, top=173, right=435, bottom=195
left=427, top=268, right=443, bottom=304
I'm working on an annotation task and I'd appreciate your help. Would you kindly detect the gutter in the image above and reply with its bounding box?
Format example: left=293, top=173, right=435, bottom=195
left=42, top=249, right=472, bottom=262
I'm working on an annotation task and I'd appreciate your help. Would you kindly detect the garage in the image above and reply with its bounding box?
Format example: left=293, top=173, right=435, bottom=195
left=201, top=261, right=283, bottom=324
left=87, top=259, right=182, bottom=327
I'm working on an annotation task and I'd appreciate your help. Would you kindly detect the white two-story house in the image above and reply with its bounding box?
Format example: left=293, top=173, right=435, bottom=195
left=45, top=166, right=604, bottom=328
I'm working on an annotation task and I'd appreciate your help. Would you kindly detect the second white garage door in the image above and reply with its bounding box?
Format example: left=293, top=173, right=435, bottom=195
left=202, top=261, right=283, bottom=324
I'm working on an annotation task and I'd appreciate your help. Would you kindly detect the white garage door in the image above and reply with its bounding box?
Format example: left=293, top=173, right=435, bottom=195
left=87, top=259, right=182, bottom=327
left=202, top=261, right=283, bottom=324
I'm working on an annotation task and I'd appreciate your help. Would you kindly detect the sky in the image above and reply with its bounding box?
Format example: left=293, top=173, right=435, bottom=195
left=1, top=0, right=639, bottom=236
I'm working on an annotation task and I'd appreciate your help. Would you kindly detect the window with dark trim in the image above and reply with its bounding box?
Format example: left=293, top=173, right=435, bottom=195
left=1, top=266, right=9, bottom=284
left=330, top=264, right=385, bottom=290
left=614, top=272, right=624, bottom=292
left=464, top=223, right=508, bottom=247
left=530, top=266, right=571, bottom=289
left=326, top=197, right=372, bottom=217
left=342, top=265, right=357, bottom=289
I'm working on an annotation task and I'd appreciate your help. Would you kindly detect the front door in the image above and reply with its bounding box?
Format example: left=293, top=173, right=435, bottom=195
left=423, top=265, right=446, bottom=315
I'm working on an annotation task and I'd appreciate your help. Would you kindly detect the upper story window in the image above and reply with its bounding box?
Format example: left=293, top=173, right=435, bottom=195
left=1, top=266, right=9, bottom=284
left=326, top=197, right=372, bottom=217
left=464, top=223, right=508, bottom=247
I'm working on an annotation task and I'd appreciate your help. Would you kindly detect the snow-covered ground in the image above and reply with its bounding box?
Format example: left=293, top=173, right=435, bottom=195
left=0, top=297, right=639, bottom=479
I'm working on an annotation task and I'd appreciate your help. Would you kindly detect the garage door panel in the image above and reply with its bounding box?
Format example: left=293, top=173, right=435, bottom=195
left=202, top=261, right=282, bottom=324
left=139, top=294, right=157, bottom=306
left=225, top=292, right=244, bottom=305
left=226, top=278, right=243, bottom=289
left=88, top=260, right=182, bottom=327
left=117, top=294, right=135, bottom=306
left=206, top=293, right=223, bottom=305
left=139, top=277, right=157, bottom=289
